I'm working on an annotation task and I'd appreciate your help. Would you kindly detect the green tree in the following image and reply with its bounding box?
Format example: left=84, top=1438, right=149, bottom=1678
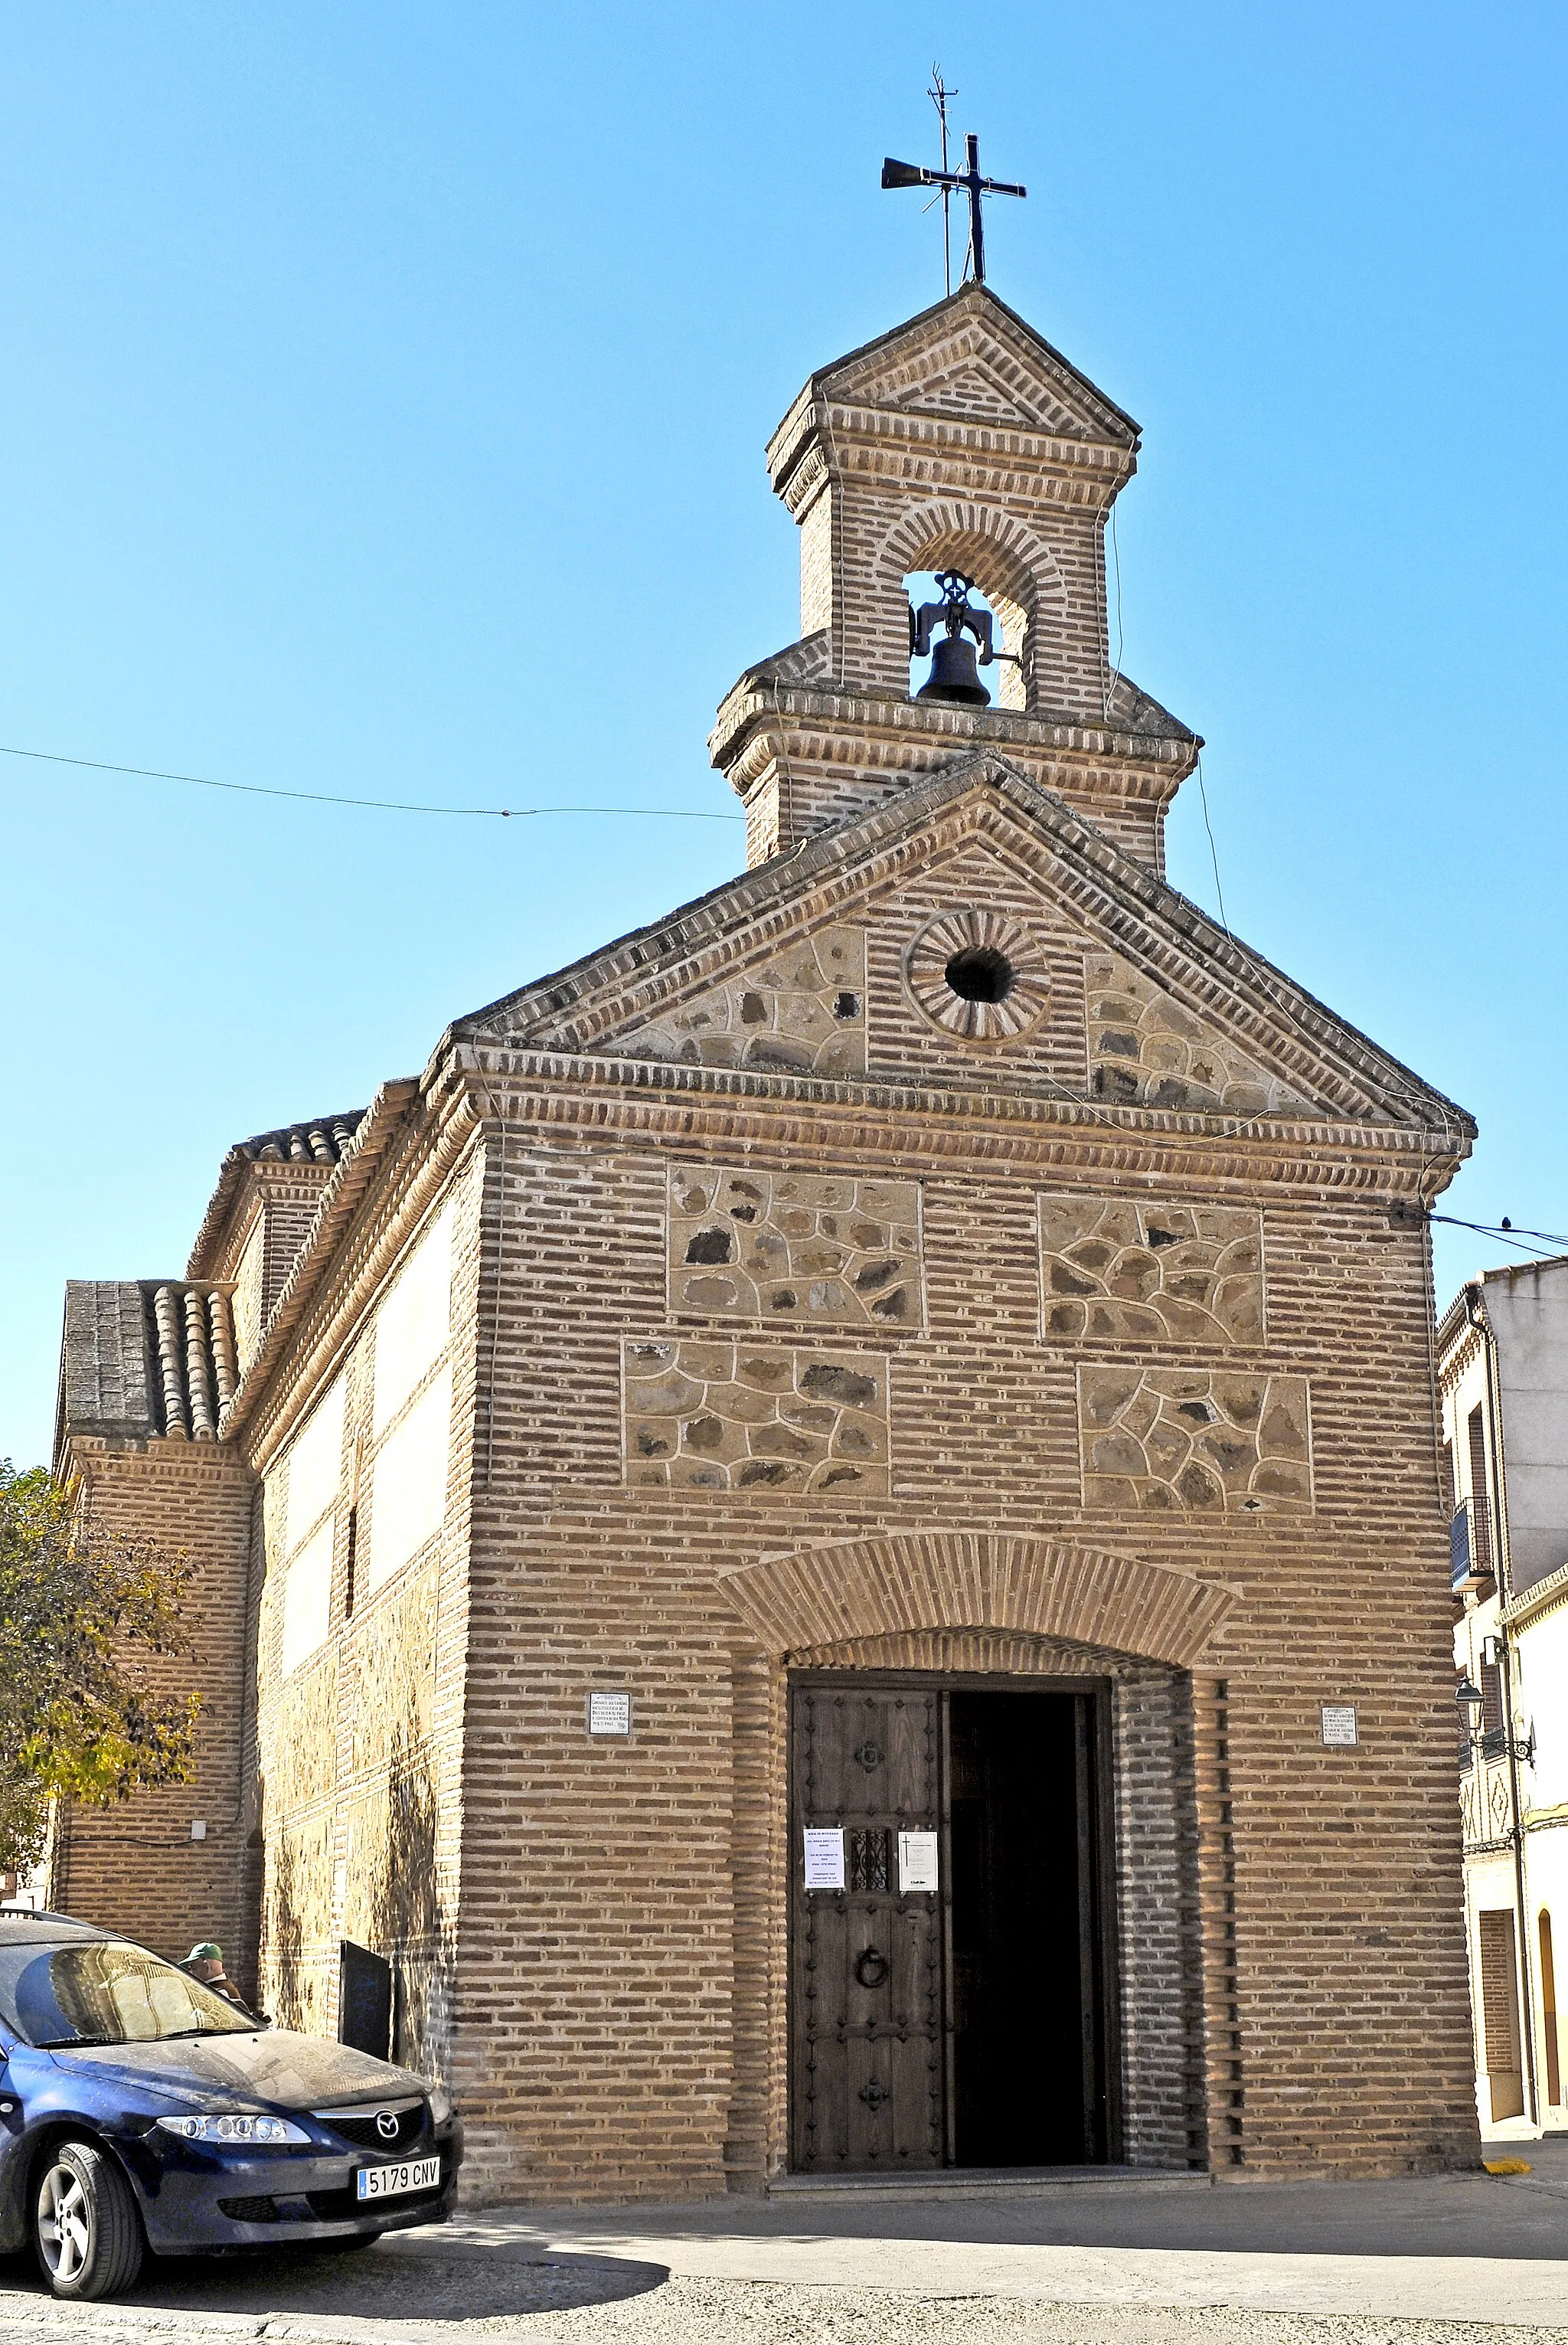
left=0, top=1461, right=200, bottom=1876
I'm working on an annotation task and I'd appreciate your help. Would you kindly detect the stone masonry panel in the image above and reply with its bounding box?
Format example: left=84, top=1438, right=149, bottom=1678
left=1039, top=1193, right=1264, bottom=1347
left=623, top=1339, right=889, bottom=1493
left=1086, top=949, right=1313, bottom=1117
left=668, top=1165, right=923, bottom=1329
left=1079, top=1365, right=1312, bottom=1514
left=616, top=926, right=866, bottom=1078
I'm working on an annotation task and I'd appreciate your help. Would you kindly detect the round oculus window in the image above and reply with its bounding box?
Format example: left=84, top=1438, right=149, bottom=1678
left=944, top=944, right=1015, bottom=1004
left=903, top=910, right=1051, bottom=1043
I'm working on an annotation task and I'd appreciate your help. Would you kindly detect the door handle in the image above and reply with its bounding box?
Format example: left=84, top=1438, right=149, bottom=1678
left=854, top=1946, right=890, bottom=1989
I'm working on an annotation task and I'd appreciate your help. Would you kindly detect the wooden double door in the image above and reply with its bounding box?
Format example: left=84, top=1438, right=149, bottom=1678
left=788, top=1673, right=1116, bottom=2173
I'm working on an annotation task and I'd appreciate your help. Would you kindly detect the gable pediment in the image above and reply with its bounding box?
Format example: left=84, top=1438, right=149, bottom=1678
left=815, top=285, right=1139, bottom=448
left=456, top=755, right=1471, bottom=1142
left=850, top=339, right=1091, bottom=439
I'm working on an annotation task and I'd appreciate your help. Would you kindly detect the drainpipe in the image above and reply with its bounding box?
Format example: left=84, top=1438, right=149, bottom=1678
left=1468, top=1284, right=1538, bottom=2125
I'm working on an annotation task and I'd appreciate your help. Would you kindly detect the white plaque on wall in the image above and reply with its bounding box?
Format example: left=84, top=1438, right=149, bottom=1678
left=586, top=1691, right=633, bottom=1737
left=803, top=1827, right=845, bottom=1890
left=898, top=1830, right=939, bottom=1892
left=1320, top=1703, right=1358, bottom=1748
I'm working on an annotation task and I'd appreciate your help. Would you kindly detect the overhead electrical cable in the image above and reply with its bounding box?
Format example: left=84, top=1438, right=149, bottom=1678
left=1426, top=1212, right=1568, bottom=1256
left=0, top=742, right=743, bottom=822
left=1194, top=752, right=1230, bottom=940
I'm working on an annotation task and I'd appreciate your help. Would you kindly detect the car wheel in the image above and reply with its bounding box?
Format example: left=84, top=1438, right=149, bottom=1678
left=34, top=2139, right=144, bottom=2301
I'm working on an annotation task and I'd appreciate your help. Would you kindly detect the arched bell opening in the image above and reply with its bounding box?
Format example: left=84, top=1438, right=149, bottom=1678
left=903, top=568, right=1029, bottom=712
left=896, top=526, right=1039, bottom=714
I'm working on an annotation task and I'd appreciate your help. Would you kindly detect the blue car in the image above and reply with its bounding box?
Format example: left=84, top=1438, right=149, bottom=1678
left=0, top=1908, right=462, bottom=2300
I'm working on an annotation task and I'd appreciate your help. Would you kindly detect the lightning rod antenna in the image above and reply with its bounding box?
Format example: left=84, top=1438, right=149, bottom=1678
left=929, top=65, right=955, bottom=297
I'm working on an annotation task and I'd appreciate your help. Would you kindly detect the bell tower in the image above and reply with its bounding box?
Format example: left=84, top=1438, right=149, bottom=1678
left=710, top=280, right=1200, bottom=872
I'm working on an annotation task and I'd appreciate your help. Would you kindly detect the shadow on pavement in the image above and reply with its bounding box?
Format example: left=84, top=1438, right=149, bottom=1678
left=493, top=2167, right=1568, bottom=2263
left=0, top=2235, right=670, bottom=2323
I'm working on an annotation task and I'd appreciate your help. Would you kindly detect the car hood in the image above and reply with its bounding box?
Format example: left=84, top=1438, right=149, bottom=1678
left=47, top=2029, right=429, bottom=2111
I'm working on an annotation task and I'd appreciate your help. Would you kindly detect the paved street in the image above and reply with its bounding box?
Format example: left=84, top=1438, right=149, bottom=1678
left=4, top=2153, right=1568, bottom=2344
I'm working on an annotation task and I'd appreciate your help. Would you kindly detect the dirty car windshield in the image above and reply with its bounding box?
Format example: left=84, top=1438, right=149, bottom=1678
left=0, top=1939, right=253, bottom=2046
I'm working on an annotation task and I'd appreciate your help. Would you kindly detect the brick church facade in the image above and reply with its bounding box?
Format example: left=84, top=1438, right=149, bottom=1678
left=53, top=283, right=1481, bottom=2193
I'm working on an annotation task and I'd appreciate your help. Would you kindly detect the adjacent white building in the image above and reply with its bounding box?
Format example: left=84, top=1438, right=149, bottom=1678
left=1442, top=1255, right=1568, bottom=2137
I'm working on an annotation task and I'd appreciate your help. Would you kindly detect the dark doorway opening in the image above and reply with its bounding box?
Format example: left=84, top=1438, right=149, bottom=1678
left=949, top=1691, right=1101, bottom=2165
left=788, top=1673, right=1114, bottom=2174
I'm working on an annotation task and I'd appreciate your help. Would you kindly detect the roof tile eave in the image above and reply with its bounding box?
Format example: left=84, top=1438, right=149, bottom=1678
left=57, top=1277, right=241, bottom=1447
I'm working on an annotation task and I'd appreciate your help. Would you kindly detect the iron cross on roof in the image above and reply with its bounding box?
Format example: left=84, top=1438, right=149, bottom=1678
left=881, top=131, right=1025, bottom=289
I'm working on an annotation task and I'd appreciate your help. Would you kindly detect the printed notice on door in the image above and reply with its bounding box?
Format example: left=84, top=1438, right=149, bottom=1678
left=898, top=1830, right=939, bottom=1892
left=1320, top=1704, right=1357, bottom=1748
left=802, top=1827, right=845, bottom=1890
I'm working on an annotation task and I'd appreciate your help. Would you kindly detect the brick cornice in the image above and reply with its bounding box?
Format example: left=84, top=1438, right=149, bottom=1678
left=708, top=681, right=1196, bottom=795
left=1438, top=1317, right=1486, bottom=1392
left=717, top=1530, right=1234, bottom=1669
left=1504, top=1558, right=1568, bottom=1632
left=57, top=1428, right=253, bottom=1484
left=449, top=1040, right=1465, bottom=1189
left=812, top=403, right=1136, bottom=492
left=769, top=392, right=1138, bottom=505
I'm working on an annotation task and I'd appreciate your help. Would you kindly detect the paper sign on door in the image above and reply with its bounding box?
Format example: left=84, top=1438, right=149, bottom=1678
left=802, top=1827, right=845, bottom=1890
left=898, top=1830, right=939, bottom=1892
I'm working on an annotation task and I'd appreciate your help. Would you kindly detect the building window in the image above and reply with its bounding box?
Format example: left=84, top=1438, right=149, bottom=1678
left=1468, top=1405, right=1493, bottom=1575
left=1542, top=1912, right=1561, bottom=2108
left=1478, top=1908, right=1525, bottom=2123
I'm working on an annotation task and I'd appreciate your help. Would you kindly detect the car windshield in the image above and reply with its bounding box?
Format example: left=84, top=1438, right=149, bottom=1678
left=0, top=1938, right=254, bottom=2047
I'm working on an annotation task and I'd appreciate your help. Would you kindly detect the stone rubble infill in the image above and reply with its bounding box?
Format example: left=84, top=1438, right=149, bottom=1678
left=7, top=2281, right=1568, bottom=2345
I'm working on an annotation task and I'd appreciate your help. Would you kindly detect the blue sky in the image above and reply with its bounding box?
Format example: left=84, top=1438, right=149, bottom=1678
left=4, top=2, right=1565, bottom=1467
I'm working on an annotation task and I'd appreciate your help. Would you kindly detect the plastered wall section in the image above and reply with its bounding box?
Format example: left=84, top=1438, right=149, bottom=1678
left=249, top=1150, right=482, bottom=2073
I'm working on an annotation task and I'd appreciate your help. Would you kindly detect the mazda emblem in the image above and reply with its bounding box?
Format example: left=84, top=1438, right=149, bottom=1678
left=375, top=2110, right=399, bottom=2142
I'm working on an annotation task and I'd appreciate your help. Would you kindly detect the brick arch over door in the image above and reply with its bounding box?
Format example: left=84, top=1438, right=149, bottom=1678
left=718, top=1531, right=1233, bottom=1670
left=877, top=501, right=1075, bottom=715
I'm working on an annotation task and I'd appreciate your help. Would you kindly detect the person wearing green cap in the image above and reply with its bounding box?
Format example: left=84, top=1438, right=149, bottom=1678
left=179, top=1942, right=252, bottom=2015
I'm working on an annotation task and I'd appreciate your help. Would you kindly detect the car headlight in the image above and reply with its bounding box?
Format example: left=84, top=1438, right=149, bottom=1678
left=425, top=2082, right=452, bottom=2128
left=154, top=2111, right=312, bottom=2146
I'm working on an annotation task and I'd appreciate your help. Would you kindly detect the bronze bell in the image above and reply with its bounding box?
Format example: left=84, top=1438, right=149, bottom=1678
left=917, top=630, right=990, bottom=706
left=910, top=568, right=995, bottom=706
